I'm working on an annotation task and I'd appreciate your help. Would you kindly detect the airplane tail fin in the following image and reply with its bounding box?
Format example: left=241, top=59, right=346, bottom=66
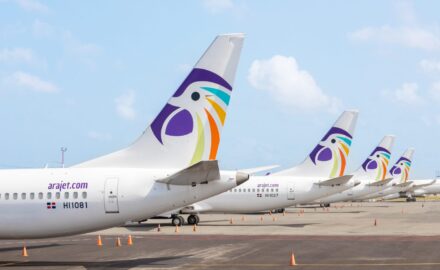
left=355, top=135, right=395, bottom=181
left=275, top=110, right=358, bottom=177
left=76, top=33, right=245, bottom=169
left=389, top=148, right=415, bottom=183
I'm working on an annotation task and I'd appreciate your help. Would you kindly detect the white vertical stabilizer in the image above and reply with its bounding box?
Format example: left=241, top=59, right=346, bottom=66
left=353, top=135, right=395, bottom=181
left=75, top=34, right=244, bottom=169
left=275, top=110, right=359, bottom=178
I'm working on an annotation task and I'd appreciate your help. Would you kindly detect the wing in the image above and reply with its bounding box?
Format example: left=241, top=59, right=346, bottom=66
left=365, top=178, right=393, bottom=187
left=156, top=160, right=220, bottom=186
left=315, top=175, right=353, bottom=186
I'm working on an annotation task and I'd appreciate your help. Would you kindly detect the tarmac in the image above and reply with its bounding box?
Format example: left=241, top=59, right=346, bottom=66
left=0, top=201, right=440, bottom=269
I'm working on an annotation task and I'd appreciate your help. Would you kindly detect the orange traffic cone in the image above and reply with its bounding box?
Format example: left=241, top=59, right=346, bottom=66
left=175, top=225, right=179, bottom=233
left=193, top=224, right=197, bottom=232
left=127, top=235, right=133, bottom=246
left=22, top=245, right=28, bottom=257
left=97, top=235, right=103, bottom=247
left=290, top=251, right=296, bottom=266
left=157, top=224, right=161, bottom=232
left=116, top=237, right=122, bottom=247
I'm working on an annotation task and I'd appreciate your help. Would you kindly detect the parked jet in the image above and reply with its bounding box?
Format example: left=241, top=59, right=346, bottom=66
left=313, top=135, right=395, bottom=206
left=357, top=148, right=414, bottom=201
left=383, top=178, right=437, bottom=201
left=0, top=33, right=248, bottom=239
left=167, top=110, right=360, bottom=225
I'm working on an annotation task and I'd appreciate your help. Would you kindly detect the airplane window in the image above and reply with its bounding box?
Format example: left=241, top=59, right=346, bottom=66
left=56, top=192, right=61, bottom=199
left=30, top=193, right=35, bottom=200
left=5, top=193, right=9, bottom=200
left=38, top=192, right=43, bottom=199
left=82, top=192, right=87, bottom=199
left=64, top=192, right=69, bottom=199
left=0, top=194, right=1, bottom=199
left=21, top=193, right=26, bottom=200
left=73, top=192, right=78, bottom=199
left=248, top=189, right=251, bottom=192
left=13, top=193, right=18, bottom=200
left=276, top=189, right=278, bottom=192
left=266, top=189, right=269, bottom=192
left=252, top=189, right=255, bottom=192
left=233, top=189, right=236, bottom=192
left=47, top=192, right=52, bottom=199
left=271, top=188, right=274, bottom=192
left=257, top=189, right=260, bottom=192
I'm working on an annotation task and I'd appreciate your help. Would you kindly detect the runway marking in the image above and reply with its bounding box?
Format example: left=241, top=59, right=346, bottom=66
left=0, top=262, right=18, bottom=267
left=185, top=262, right=440, bottom=268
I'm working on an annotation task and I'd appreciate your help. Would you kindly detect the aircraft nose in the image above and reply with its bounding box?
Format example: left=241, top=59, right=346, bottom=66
left=236, top=171, right=250, bottom=186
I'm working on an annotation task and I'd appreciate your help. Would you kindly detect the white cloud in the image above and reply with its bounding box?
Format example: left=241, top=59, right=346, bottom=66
left=429, top=82, right=440, bottom=102
left=0, top=48, right=34, bottom=64
left=386, top=82, right=424, bottom=105
left=62, top=31, right=101, bottom=70
left=350, top=3, right=440, bottom=51
left=350, top=25, right=440, bottom=51
left=420, top=59, right=440, bottom=73
left=32, top=19, right=53, bottom=37
left=87, top=131, right=112, bottom=141
left=247, top=55, right=341, bottom=112
left=15, top=0, right=48, bottom=13
left=63, top=31, right=100, bottom=55
left=201, top=0, right=233, bottom=13
left=115, top=91, right=136, bottom=120
left=8, top=71, right=58, bottom=93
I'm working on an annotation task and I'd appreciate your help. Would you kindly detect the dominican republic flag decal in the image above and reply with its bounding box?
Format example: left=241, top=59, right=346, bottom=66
left=47, top=202, right=56, bottom=209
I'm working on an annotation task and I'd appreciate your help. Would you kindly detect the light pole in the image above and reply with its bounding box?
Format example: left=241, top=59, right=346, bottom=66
left=60, top=147, right=67, bottom=168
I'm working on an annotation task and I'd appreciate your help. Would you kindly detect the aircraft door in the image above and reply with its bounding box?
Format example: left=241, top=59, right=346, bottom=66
left=104, top=178, right=119, bottom=213
left=287, top=183, right=295, bottom=200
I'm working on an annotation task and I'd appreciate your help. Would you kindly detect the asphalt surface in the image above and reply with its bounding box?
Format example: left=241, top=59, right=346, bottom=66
left=0, top=201, right=439, bottom=270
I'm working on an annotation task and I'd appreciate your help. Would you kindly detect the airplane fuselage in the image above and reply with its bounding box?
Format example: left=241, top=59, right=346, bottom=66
left=184, top=175, right=356, bottom=213
left=0, top=168, right=238, bottom=239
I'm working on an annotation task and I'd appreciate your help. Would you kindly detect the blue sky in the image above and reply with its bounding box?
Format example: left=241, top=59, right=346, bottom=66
left=1, top=0, right=440, bottom=178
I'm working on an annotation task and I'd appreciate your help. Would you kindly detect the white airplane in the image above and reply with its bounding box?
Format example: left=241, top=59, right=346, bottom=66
left=312, top=135, right=395, bottom=206
left=0, top=33, right=249, bottom=239
left=165, top=110, right=360, bottom=225
left=405, top=179, right=439, bottom=200
left=382, top=178, right=437, bottom=201
left=357, top=148, right=414, bottom=201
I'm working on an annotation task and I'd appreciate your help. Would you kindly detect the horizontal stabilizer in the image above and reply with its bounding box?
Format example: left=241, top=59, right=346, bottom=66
left=240, top=165, right=280, bottom=175
left=366, top=178, right=393, bottom=187
left=395, top=181, right=413, bottom=188
left=412, top=179, right=436, bottom=189
left=156, top=160, right=220, bottom=186
left=315, top=175, right=353, bottom=186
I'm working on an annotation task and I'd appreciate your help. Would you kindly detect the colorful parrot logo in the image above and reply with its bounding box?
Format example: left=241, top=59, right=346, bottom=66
left=361, top=146, right=391, bottom=181
left=150, top=68, right=232, bottom=165
left=390, top=157, right=412, bottom=182
left=309, top=127, right=353, bottom=178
